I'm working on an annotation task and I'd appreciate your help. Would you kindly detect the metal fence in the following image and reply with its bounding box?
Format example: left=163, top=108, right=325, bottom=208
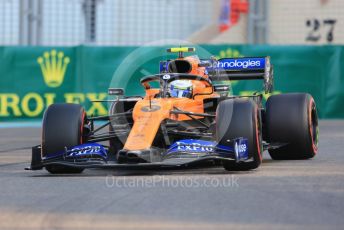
left=0, top=0, right=20, bottom=45
left=0, top=0, right=213, bottom=46
left=0, top=0, right=343, bottom=46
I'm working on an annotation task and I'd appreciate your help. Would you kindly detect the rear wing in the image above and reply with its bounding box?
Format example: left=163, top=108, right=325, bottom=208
left=207, top=57, right=273, bottom=93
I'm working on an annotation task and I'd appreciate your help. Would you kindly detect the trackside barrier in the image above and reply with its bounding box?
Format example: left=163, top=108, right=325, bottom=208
left=0, top=45, right=343, bottom=120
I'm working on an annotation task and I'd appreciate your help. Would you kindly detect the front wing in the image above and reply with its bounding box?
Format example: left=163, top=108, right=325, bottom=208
left=27, top=138, right=249, bottom=170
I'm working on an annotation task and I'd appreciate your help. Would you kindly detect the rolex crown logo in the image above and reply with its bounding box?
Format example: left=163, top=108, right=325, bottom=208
left=37, top=49, right=70, bottom=88
left=216, top=48, right=243, bottom=59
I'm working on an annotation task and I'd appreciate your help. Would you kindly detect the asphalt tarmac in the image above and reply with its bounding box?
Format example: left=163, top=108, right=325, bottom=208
left=0, top=120, right=343, bottom=230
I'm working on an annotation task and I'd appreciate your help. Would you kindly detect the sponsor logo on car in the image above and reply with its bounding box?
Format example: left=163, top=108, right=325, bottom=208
left=217, top=58, right=265, bottom=69
left=175, top=141, right=214, bottom=153
left=162, top=74, right=171, bottom=80
left=70, top=145, right=102, bottom=156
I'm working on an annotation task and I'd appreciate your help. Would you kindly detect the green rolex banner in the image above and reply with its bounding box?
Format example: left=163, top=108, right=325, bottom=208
left=0, top=45, right=343, bottom=120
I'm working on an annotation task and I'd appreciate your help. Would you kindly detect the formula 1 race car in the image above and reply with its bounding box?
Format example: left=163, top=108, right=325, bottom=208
left=28, top=47, right=319, bottom=174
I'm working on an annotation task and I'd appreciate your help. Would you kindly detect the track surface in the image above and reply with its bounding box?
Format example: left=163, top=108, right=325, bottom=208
left=0, top=120, right=343, bottom=230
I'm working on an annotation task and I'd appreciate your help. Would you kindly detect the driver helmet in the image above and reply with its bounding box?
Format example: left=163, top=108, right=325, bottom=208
left=168, top=80, right=193, bottom=98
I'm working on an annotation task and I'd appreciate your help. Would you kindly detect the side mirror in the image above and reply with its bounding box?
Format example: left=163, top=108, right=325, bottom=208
left=198, top=61, right=211, bottom=67
left=213, top=84, right=230, bottom=97
left=108, top=88, right=124, bottom=96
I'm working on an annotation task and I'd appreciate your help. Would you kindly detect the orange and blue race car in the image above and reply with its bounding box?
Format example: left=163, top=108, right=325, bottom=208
left=27, top=47, right=319, bottom=174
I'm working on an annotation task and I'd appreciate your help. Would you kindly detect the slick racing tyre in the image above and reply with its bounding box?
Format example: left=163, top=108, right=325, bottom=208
left=42, top=103, right=86, bottom=174
left=216, top=98, right=263, bottom=171
left=266, top=93, right=318, bottom=160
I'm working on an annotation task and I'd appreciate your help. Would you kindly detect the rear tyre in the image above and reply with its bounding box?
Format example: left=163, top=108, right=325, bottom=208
left=266, top=93, right=318, bottom=160
left=216, top=99, right=263, bottom=171
left=42, top=103, right=86, bottom=174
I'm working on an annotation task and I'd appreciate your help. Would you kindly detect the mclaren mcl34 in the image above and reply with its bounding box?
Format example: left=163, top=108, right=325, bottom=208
left=28, top=47, right=319, bottom=173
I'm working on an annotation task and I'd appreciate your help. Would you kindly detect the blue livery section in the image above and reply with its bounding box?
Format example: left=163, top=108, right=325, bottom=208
left=160, top=61, right=168, bottom=73
left=216, top=57, right=266, bottom=70
left=165, top=138, right=249, bottom=162
left=160, top=57, right=267, bottom=73
left=44, top=143, right=107, bottom=161
left=43, top=139, right=248, bottom=163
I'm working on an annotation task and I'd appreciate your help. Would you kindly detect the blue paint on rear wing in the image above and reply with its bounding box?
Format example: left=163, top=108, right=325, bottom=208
left=159, top=57, right=273, bottom=93
left=208, top=56, right=273, bottom=93
left=216, top=57, right=266, bottom=70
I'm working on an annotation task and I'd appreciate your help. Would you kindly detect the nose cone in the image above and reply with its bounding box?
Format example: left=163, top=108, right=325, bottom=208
left=117, top=148, right=162, bottom=163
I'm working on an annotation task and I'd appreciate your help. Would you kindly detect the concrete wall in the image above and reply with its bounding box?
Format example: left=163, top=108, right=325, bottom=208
left=269, top=0, right=344, bottom=45
left=191, top=0, right=344, bottom=45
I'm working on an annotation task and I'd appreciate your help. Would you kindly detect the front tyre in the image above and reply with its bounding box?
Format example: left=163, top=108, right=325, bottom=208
left=42, top=103, right=86, bottom=174
left=216, top=99, right=263, bottom=171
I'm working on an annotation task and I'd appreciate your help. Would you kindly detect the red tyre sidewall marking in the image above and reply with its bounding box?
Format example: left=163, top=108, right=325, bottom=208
left=254, top=106, right=262, bottom=161
left=308, top=97, right=318, bottom=154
